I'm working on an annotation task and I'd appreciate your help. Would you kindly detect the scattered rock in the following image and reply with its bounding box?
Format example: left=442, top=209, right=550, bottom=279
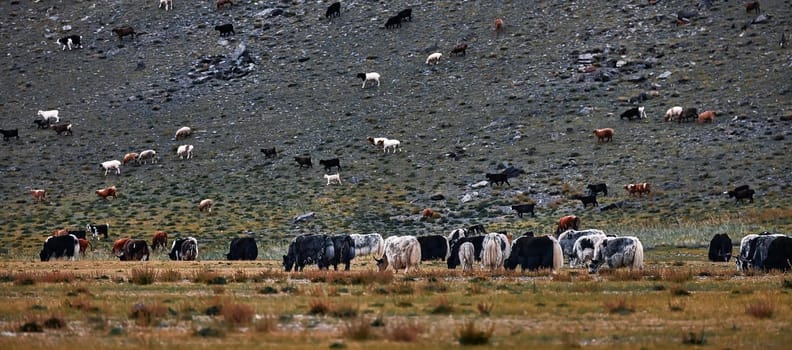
left=292, top=212, right=315, bottom=224
left=658, top=71, right=672, bottom=79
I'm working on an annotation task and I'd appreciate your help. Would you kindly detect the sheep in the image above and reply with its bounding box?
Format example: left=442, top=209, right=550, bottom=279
left=174, top=126, right=192, bottom=140
left=30, top=189, right=46, bottom=202
left=357, top=72, right=380, bottom=88
left=33, top=119, right=51, bottom=129
left=56, top=35, right=82, bottom=50
left=593, top=128, right=614, bottom=143
left=382, top=139, right=401, bottom=153
left=101, top=160, right=122, bottom=176
left=698, top=110, right=716, bottom=124
left=177, top=145, right=194, bottom=160
left=426, top=52, right=442, bottom=65
left=324, top=173, right=342, bottom=185
left=385, top=15, right=401, bottom=29
left=664, top=106, right=683, bottom=122
left=37, top=110, right=59, bottom=124
left=367, top=136, right=387, bottom=147
left=137, top=149, right=157, bottom=164
left=450, top=43, right=468, bottom=56
left=216, top=0, right=233, bottom=10
left=159, top=0, right=172, bottom=11
left=96, top=185, right=118, bottom=200
left=50, top=123, right=72, bottom=136
left=122, top=152, right=139, bottom=165
left=111, top=26, right=139, bottom=41
left=198, top=199, right=214, bottom=212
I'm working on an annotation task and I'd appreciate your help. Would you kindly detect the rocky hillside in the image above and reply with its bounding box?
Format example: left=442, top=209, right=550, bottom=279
left=1, top=0, right=790, bottom=258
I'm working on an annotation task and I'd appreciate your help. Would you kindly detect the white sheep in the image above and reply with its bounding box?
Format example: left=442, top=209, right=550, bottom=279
left=159, top=0, right=172, bottom=11
left=37, top=110, right=59, bottom=124
left=137, top=149, right=157, bottom=164
left=426, top=52, right=442, bottom=65
left=357, top=72, right=380, bottom=88
left=664, top=106, right=683, bottom=122
left=177, top=145, right=194, bottom=159
left=382, top=139, right=401, bottom=153
left=174, top=126, right=192, bottom=140
left=324, top=173, right=342, bottom=185
left=100, top=160, right=122, bottom=176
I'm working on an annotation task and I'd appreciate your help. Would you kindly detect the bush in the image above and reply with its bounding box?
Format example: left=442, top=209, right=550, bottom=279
left=342, top=317, right=376, bottom=341
left=386, top=321, right=424, bottom=342
left=308, top=299, right=331, bottom=315
left=129, top=303, right=168, bottom=326
left=430, top=296, right=454, bottom=315
left=603, top=298, right=634, bottom=315
left=221, top=302, right=255, bottom=326
left=43, top=316, right=66, bottom=329
left=130, top=267, right=156, bottom=285
left=19, top=322, right=43, bottom=333
left=456, top=321, right=493, bottom=345
left=745, top=299, right=774, bottom=319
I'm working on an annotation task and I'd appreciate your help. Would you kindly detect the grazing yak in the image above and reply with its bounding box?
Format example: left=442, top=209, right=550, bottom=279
left=319, top=158, right=341, bottom=172
left=40, top=234, right=80, bottom=261
left=486, top=172, right=510, bottom=186
left=357, top=72, right=380, bottom=88
left=215, top=23, right=235, bottom=36
left=198, top=199, right=214, bottom=212
left=588, top=236, right=644, bottom=274
left=261, top=147, right=277, bottom=158
left=447, top=224, right=487, bottom=247
left=625, top=183, right=651, bottom=197
left=169, top=237, right=199, bottom=261
left=511, top=203, right=535, bottom=218
left=571, top=194, right=598, bottom=208
left=458, top=242, right=475, bottom=271
left=329, top=235, right=355, bottom=271
left=294, top=155, right=312, bottom=168
left=376, top=236, right=421, bottom=273
left=416, top=235, right=451, bottom=262
left=481, top=233, right=511, bottom=272
left=1, top=129, right=19, bottom=141
left=30, top=189, right=46, bottom=202
left=708, top=233, right=733, bottom=262
left=116, top=239, right=150, bottom=261
left=96, top=185, right=118, bottom=200
left=349, top=233, right=385, bottom=258
left=503, top=235, right=563, bottom=272
left=56, top=35, right=82, bottom=50
left=571, top=234, right=608, bottom=268
left=558, top=229, right=607, bottom=263
left=450, top=43, right=468, bottom=56
left=736, top=232, right=789, bottom=272
left=726, top=185, right=754, bottom=203
left=593, top=128, right=614, bottom=143
left=325, top=2, right=341, bottom=19
left=447, top=235, right=486, bottom=269
left=283, top=234, right=335, bottom=271
left=227, top=236, right=258, bottom=260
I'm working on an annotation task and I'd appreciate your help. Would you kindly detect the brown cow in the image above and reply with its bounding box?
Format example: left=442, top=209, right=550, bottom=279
left=96, top=185, right=117, bottom=200
left=30, top=189, right=46, bottom=202
left=556, top=215, right=581, bottom=236
left=78, top=238, right=92, bottom=256
left=697, top=111, right=716, bottom=124
left=625, top=183, right=651, bottom=197
left=112, top=238, right=131, bottom=257
left=593, top=128, right=614, bottom=143
left=494, top=17, right=504, bottom=37
left=152, top=231, right=168, bottom=251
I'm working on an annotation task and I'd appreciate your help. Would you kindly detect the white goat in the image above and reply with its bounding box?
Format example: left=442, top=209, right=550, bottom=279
left=426, top=52, right=442, bottom=65
left=101, top=160, right=122, bottom=176
left=324, top=173, right=342, bottom=185
left=382, top=139, right=401, bottom=153
left=357, top=72, right=380, bottom=88
left=37, top=110, right=59, bottom=124
left=177, top=145, right=193, bottom=159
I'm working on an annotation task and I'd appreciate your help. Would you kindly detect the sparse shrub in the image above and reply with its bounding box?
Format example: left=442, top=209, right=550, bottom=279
left=43, top=316, right=66, bottom=329
left=456, top=320, right=494, bottom=346
left=195, top=326, right=225, bottom=338
left=391, top=282, right=414, bottom=295
left=159, top=269, right=182, bottom=282
left=661, top=268, right=693, bottom=283
left=386, top=321, right=424, bottom=342
left=65, top=297, right=94, bottom=312
left=221, top=302, right=254, bottom=326
left=254, top=315, right=277, bottom=333
left=130, top=267, right=156, bottom=285
left=603, top=298, right=634, bottom=315
left=129, top=303, right=168, bottom=327
left=782, top=279, right=792, bottom=289
left=14, top=272, right=35, bottom=285
left=745, top=299, right=775, bottom=319
left=19, top=321, right=43, bottom=333
left=682, top=330, right=707, bottom=345
left=308, top=299, right=331, bottom=315
left=342, top=317, right=376, bottom=341
left=477, top=302, right=493, bottom=316
left=430, top=296, right=454, bottom=315
left=259, top=286, right=278, bottom=294
left=331, top=304, right=358, bottom=318
left=670, top=286, right=691, bottom=296
left=668, top=299, right=685, bottom=312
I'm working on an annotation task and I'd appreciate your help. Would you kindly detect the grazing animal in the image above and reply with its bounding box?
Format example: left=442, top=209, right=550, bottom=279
left=117, top=239, right=150, bottom=261
left=198, top=199, right=214, bottom=212
left=0, top=129, right=19, bottom=141
left=40, top=234, right=80, bottom=261
left=421, top=208, right=436, bottom=219
left=447, top=235, right=485, bottom=269
left=736, top=233, right=787, bottom=271
left=417, top=235, right=451, bottom=261
left=96, top=185, right=118, bottom=200
left=558, top=229, right=607, bottom=265
left=78, top=238, right=92, bottom=256
left=624, top=183, right=651, bottom=197
left=349, top=233, right=385, bottom=258
left=325, top=2, right=340, bottom=19
left=319, top=158, right=341, bottom=172
left=481, top=233, right=506, bottom=271
left=664, top=106, right=683, bottom=122
left=261, top=147, right=277, bottom=158
left=67, top=230, right=87, bottom=240
left=216, top=0, right=233, bottom=10
left=324, top=173, right=342, bottom=185
left=122, top=152, right=139, bottom=165
left=87, top=223, right=110, bottom=240
left=169, top=237, right=199, bottom=261
left=376, top=236, right=422, bottom=273
left=152, top=231, right=168, bottom=251
left=30, top=189, right=46, bottom=202
left=56, top=35, right=82, bottom=50
left=697, top=110, right=716, bottom=124
left=556, top=215, right=581, bottom=236
left=177, top=144, right=194, bottom=159
left=329, top=235, right=355, bottom=270
left=587, top=183, right=608, bottom=197
left=511, top=203, right=535, bottom=218
left=159, top=0, right=172, bottom=11
left=588, top=236, right=644, bottom=273
left=678, top=107, right=698, bottom=123
left=727, top=187, right=755, bottom=203
left=764, top=236, right=792, bottom=272
left=385, top=15, right=401, bottom=29
left=620, top=106, right=646, bottom=120
left=111, top=26, right=138, bottom=41
left=426, top=52, right=442, bottom=65
left=357, top=72, right=380, bottom=88
left=37, top=110, right=60, bottom=124
left=111, top=238, right=131, bottom=257
left=227, top=236, right=258, bottom=260
left=382, top=139, right=401, bottom=153
left=485, top=172, right=510, bottom=186
left=294, top=155, right=312, bottom=168
left=708, top=233, right=733, bottom=262
left=283, top=234, right=335, bottom=271
left=504, top=235, right=563, bottom=272
left=745, top=1, right=760, bottom=15
left=366, top=136, right=387, bottom=147
left=494, top=17, right=504, bottom=36
left=137, top=149, right=157, bottom=164
left=458, top=242, right=475, bottom=272
left=593, top=128, right=614, bottom=143
left=174, top=126, right=192, bottom=140
left=33, top=119, right=51, bottom=129
left=450, top=43, right=468, bottom=56
left=571, top=234, right=607, bottom=268
left=50, top=123, right=72, bottom=136
left=101, top=160, right=122, bottom=176
left=397, top=8, right=412, bottom=22
left=215, top=23, right=235, bottom=36
left=571, top=194, right=598, bottom=208
left=447, top=224, right=487, bottom=247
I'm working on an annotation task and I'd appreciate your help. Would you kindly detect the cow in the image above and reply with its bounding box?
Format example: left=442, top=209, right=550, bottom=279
left=503, top=235, right=563, bottom=272
left=416, top=235, right=451, bottom=262
left=570, top=194, right=598, bottom=208
left=558, top=229, right=607, bottom=263
left=329, top=235, right=355, bottom=270
left=325, top=1, right=341, bottom=19
left=56, top=35, right=82, bottom=50
left=570, top=234, right=607, bottom=268
left=215, top=23, right=235, bottom=36
left=117, top=239, right=150, bottom=261
left=86, top=223, right=109, bottom=240
left=458, top=242, right=475, bottom=271
left=764, top=236, right=792, bottom=272
left=283, top=234, right=335, bottom=271
left=620, top=106, right=646, bottom=120
left=40, top=234, right=79, bottom=261
left=78, top=238, right=92, bottom=256
left=736, top=233, right=787, bottom=271
left=67, top=230, right=87, bottom=240
left=152, top=231, right=168, bottom=251
left=30, top=189, right=46, bottom=202
left=111, top=238, right=131, bottom=257
left=294, top=155, right=312, bottom=168
left=169, top=237, right=199, bottom=261
left=96, top=185, right=118, bottom=200
left=447, top=235, right=485, bottom=269
left=726, top=186, right=755, bottom=203
left=485, top=172, right=510, bottom=186
left=375, top=236, right=421, bottom=273
left=625, top=183, right=651, bottom=197
left=511, top=203, right=535, bottom=218
left=319, top=158, right=341, bottom=172
left=708, top=233, right=733, bottom=262
left=1, top=129, right=19, bottom=141
left=588, top=236, right=644, bottom=274
left=555, top=215, right=580, bottom=236
left=450, top=43, right=468, bottom=56
left=587, top=183, right=608, bottom=197
left=226, top=236, right=258, bottom=260
left=50, top=123, right=73, bottom=136
left=349, top=233, right=385, bottom=258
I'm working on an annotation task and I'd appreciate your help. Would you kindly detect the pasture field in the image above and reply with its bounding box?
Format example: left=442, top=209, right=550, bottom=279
left=1, top=246, right=792, bottom=349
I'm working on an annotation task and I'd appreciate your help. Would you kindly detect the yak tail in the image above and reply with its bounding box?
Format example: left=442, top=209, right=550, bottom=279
left=409, top=240, right=422, bottom=272
left=632, top=238, right=644, bottom=270
left=73, top=239, right=80, bottom=261
left=549, top=236, right=563, bottom=273
left=374, top=236, right=386, bottom=259
left=444, top=237, right=451, bottom=260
